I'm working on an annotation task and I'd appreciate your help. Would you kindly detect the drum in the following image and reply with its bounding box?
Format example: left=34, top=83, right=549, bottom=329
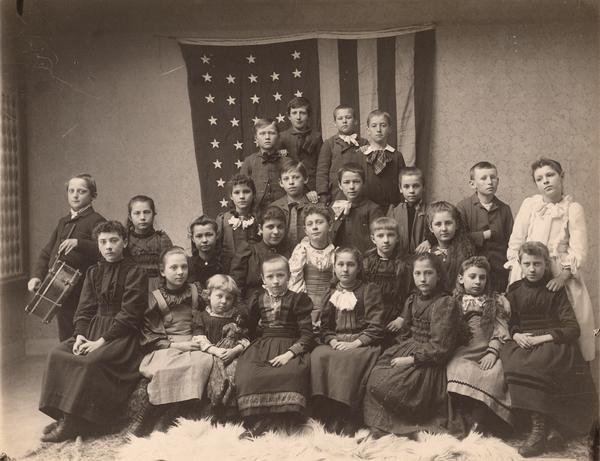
left=25, top=259, right=82, bottom=324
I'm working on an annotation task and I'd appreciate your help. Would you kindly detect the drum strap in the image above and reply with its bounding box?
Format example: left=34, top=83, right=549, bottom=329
left=52, top=222, right=77, bottom=266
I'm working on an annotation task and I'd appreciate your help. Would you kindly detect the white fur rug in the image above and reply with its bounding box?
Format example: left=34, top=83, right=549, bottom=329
left=119, top=418, right=522, bottom=461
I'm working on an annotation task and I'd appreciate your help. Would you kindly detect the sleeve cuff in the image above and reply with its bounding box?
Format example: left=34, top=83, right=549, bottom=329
left=357, top=334, right=372, bottom=346
left=288, top=343, right=303, bottom=357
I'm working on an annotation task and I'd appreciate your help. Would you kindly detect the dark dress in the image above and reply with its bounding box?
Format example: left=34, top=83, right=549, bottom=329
left=331, top=198, right=384, bottom=254
left=216, top=211, right=259, bottom=274
left=188, top=252, right=223, bottom=288
left=39, top=258, right=147, bottom=426
left=500, top=278, right=598, bottom=435
left=430, top=242, right=475, bottom=293
left=128, top=228, right=172, bottom=291
left=235, top=289, right=315, bottom=417
left=363, top=292, right=461, bottom=435
left=311, top=282, right=384, bottom=411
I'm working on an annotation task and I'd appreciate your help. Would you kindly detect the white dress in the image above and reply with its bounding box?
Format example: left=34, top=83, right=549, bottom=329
left=505, top=194, right=595, bottom=360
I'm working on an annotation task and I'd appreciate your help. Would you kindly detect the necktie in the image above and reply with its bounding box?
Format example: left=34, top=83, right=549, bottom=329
left=288, top=202, right=298, bottom=244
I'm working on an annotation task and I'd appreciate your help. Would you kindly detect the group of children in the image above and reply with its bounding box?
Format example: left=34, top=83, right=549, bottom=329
left=29, top=97, right=598, bottom=458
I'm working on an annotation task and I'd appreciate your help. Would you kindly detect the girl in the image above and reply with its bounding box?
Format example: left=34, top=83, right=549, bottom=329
left=188, top=216, right=222, bottom=287
left=446, top=256, right=513, bottom=433
left=427, top=201, right=474, bottom=292
left=501, top=242, right=597, bottom=457
left=235, top=255, right=315, bottom=438
left=126, top=195, right=173, bottom=291
left=505, top=158, right=595, bottom=361
left=363, top=253, right=462, bottom=437
left=310, top=247, right=384, bottom=435
left=39, top=221, right=147, bottom=442
left=288, top=204, right=336, bottom=331
left=136, top=246, right=213, bottom=433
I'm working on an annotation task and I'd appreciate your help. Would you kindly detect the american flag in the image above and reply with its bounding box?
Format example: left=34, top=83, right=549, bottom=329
left=181, top=32, right=428, bottom=217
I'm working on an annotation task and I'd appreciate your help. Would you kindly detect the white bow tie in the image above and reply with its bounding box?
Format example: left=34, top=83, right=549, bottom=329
left=339, top=133, right=359, bottom=146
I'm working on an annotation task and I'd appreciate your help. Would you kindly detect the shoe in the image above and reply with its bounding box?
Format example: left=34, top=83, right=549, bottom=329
left=42, top=419, right=60, bottom=435
left=238, top=429, right=254, bottom=440
left=518, top=412, right=547, bottom=457
left=40, top=415, right=80, bottom=443
left=368, top=427, right=388, bottom=440
left=546, top=426, right=565, bottom=449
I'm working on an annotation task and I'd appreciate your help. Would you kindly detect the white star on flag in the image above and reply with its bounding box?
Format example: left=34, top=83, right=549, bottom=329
left=208, top=116, right=217, bottom=125
left=226, top=74, right=236, bottom=84
left=210, top=139, right=220, bottom=148
left=248, top=74, right=258, bottom=83
left=200, top=55, right=210, bottom=64
left=235, top=159, right=244, bottom=169
left=246, top=54, right=256, bottom=64
left=219, top=198, right=229, bottom=208
left=216, top=178, right=226, bottom=187
left=252, top=116, right=260, bottom=124
left=212, top=159, right=222, bottom=169
left=250, top=94, right=260, bottom=104
left=273, top=92, right=282, bottom=101
left=292, top=68, right=302, bottom=78
left=270, top=72, right=280, bottom=81
left=205, top=94, right=215, bottom=103
left=230, top=118, right=240, bottom=127
left=291, top=50, right=301, bottom=60
left=294, top=90, right=303, bottom=97
left=226, top=96, right=236, bottom=105
left=234, top=141, right=243, bottom=150
left=202, top=72, right=212, bottom=82
left=276, top=113, right=286, bottom=123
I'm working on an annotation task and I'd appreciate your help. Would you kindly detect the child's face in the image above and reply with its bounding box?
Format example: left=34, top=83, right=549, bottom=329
left=371, top=228, right=398, bottom=258
left=459, top=266, right=487, bottom=296
left=160, top=253, right=189, bottom=290
left=97, top=231, right=127, bottom=263
left=400, top=175, right=424, bottom=205
left=334, top=108, right=356, bottom=135
left=533, top=165, right=563, bottom=201
left=261, top=259, right=290, bottom=294
left=429, top=211, right=457, bottom=246
left=279, top=169, right=308, bottom=199
left=520, top=253, right=546, bottom=283
left=289, top=106, right=310, bottom=130
left=261, top=218, right=285, bottom=247
left=209, top=288, right=235, bottom=315
left=470, top=168, right=499, bottom=198
left=339, top=171, right=363, bottom=202
left=192, top=224, right=217, bottom=254
left=304, top=213, right=330, bottom=245
left=130, top=201, right=155, bottom=234
left=334, top=252, right=359, bottom=286
left=366, top=115, right=390, bottom=145
left=255, top=124, right=279, bottom=151
left=413, top=259, right=439, bottom=296
left=67, top=178, right=93, bottom=211
left=230, top=184, right=254, bottom=213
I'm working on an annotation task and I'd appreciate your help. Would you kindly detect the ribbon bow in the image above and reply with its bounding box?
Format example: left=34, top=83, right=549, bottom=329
left=228, top=214, right=255, bottom=231
left=331, top=200, right=352, bottom=219
left=339, top=133, right=359, bottom=147
left=330, top=287, right=358, bottom=312
left=261, top=151, right=280, bottom=164
left=362, top=146, right=394, bottom=175
left=535, top=195, right=570, bottom=219
left=462, top=294, right=486, bottom=310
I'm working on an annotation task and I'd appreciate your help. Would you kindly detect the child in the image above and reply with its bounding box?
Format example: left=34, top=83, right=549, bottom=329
left=136, top=246, right=213, bottom=433
left=363, top=253, right=461, bottom=437
left=505, top=158, right=595, bottom=361
left=126, top=195, right=173, bottom=291
left=188, top=215, right=222, bottom=287
left=240, top=118, right=288, bottom=211
left=39, top=221, right=147, bottom=442
left=216, top=174, right=260, bottom=274
left=446, top=256, right=513, bottom=433
left=427, top=201, right=475, bottom=292
left=456, top=162, right=513, bottom=293
left=363, top=217, right=411, bottom=349
left=235, top=255, right=315, bottom=437
left=288, top=204, right=336, bottom=331
left=387, top=167, right=429, bottom=255
left=28, top=173, right=106, bottom=341
left=278, top=96, right=323, bottom=194
left=230, top=206, right=292, bottom=304
left=311, top=247, right=384, bottom=435
left=331, top=162, right=384, bottom=253
left=316, top=104, right=367, bottom=204
left=501, top=242, right=597, bottom=457
left=347, top=110, right=406, bottom=210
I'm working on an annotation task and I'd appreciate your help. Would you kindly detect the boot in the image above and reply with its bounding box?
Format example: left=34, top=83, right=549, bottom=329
left=41, top=414, right=80, bottom=443
left=519, top=412, right=547, bottom=458
left=42, top=418, right=61, bottom=435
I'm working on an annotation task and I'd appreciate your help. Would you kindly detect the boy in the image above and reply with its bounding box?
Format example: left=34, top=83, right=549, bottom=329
left=279, top=97, right=323, bottom=194
left=271, top=158, right=316, bottom=247
left=28, top=173, right=106, bottom=341
left=240, top=118, right=288, bottom=212
left=347, top=110, right=405, bottom=210
left=387, top=167, right=429, bottom=255
left=188, top=215, right=223, bottom=287
left=216, top=174, right=260, bottom=273
left=331, top=163, right=383, bottom=253
left=316, top=105, right=367, bottom=204
left=456, top=161, right=513, bottom=292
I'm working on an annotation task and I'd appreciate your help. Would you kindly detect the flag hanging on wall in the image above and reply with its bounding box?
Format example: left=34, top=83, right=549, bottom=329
left=180, top=30, right=433, bottom=217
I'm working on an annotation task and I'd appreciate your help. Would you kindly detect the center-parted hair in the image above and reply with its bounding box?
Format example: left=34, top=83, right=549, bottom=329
left=126, top=195, right=156, bottom=233
left=158, top=245, right=188, bottom=270
left=530, top=157, right=564, bottom=181
left=332, top=246, right=364, bottom=283
left=411, top=252, right=446, bottom=293
left=188, top=215, right=218, bottom=257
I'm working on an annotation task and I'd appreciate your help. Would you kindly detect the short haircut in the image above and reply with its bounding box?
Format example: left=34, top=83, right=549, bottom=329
left=260, top=205, right=287, bottom=225
left=228, top=174, right=256, bottom=197
left=66, top=173, right=98, bottom=199
left=337, top=162, right=365, bottom=184
left=302, top=204, right=333, bottom=225
left=159, top=245, right=187, bottom=269
left=518, top=241, right=552, bottom=268
left=253, top=118, right=279, bottom=134
left=333, top=104, right=355, bottom=120
left=261, top=254, right=290, bottom=274
left=370, top=216, right=399, bottom=235
left=93, top=220, right=127, bottom=241
left=366, top=109, right=391, bottom=126
left=189, top=215, right=218, bottom=235
left=530, top=157, right=563, bottom=180
left=279, top=157, right=308, bottom=179
left=469, top=161, right=498, bottom=179
left=287, top=96, right=312, bottom=116
left=411, top=252, right=446, bottom=291
left=399, top=166, right=425, bottom=186
left=206, top=274, right=241, bottom=301
left=127, top=195, right=156, bottom=233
